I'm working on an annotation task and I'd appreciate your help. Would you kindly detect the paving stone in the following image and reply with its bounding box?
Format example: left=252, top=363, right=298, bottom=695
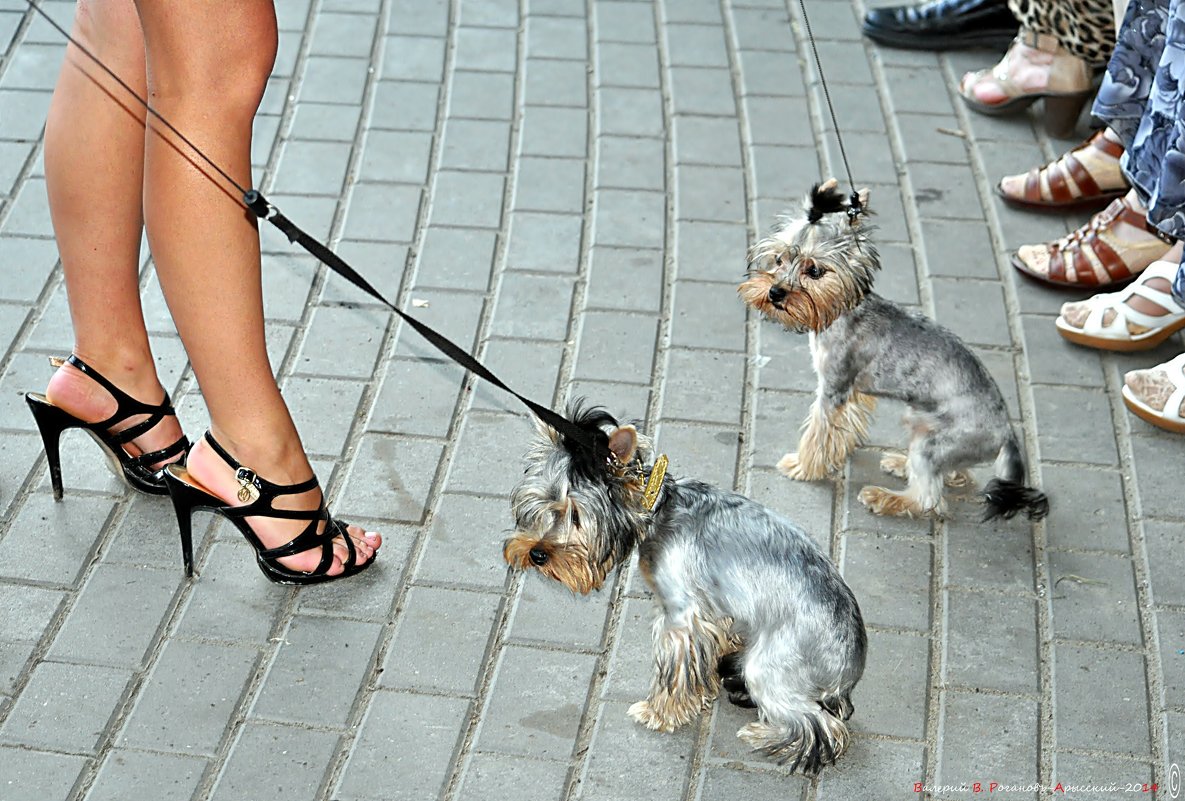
left=735, top=49, right=804, bottom=97
left=920, top=218, right=999, bottom=280
left=510, top=578, right=612, bottom=650
left=580, top=700, right=696, bottom=800
left=585, top=246, right=664, bottom=312
left=669, top=67, right=741, bottom=117
left=380, top=586, right=500, bottom=695
left=339, top=433, right=445, bottom=523
left=47, top=564, right=178, bottom=669
left=1049, top=550, right=1141, bottom=645
left=665, top=23, right=729, bottom=68
left=813, top=736, right=926, bottom=799
left=211, top=722, right=340, bottom=801
left=0, top=89, right=52, bottom=142
left=1032, top=385, right=1119, bottom=466
left=1157, top=609, right=1185, bottom=704
left=310, top=10, right=378, bottom=57
left=672, top=220, right=747, bottom=283
left=674, top=164, right=746, bottom=222
left=1128, top=433, right=1185, bottom=520
left=289, top=101, right=363, bottom=141
left=851, top=628, right=930, bottom=740
left=415, top=225, right=497, bottom=289
left=842, top=532, right=931, bottom=631
left=476, top=644, right=596, bottom=759
left=749, top=143, right=826, bottom=202
left=929, top=277, right=1011, bottom=348
left=700, top=765, right=808, bottom=798
left=428, top=170, right=506, bottom=229
left=468, top=338, right=565, bottom=414
left=519, top=105, right=590, bottom=158
left=946, top=512, right=1035, bottom=594
left=337, top=690, right=470, bottom=801
left=660, top=348, right=745, bottom=425
left=591, top=188, right=665, bottom=249
left=945, top=589, right=1039, bottom=695
left=668, top=281, right=747, bottom=352
left=595, top=41, right=660, bottom=89
left=573, top=310, right=659, bottom=383
left=295, top=305, right=388, bottom=379
left=368, top=80, right=440, bottom=131
left=505, top=211, right=584, bottom=273
left=1144, top=520, right=1185, bottom=606
left=357, top=129, right=433, bottom=184
left=387, top=0, right=449, bottom=36
left=0, top=747, right=87, bottom=801
left=0, top=236, right=57, bottom=302
left=341, top=182, right=423, bottom=242
left=523, top=57, right=589, bottom=108
left=301, top=55, right=371, bottom=104
left=1054, top=643, right=1150, bottom=756
left=455, top=26, right=518, bottom=72
left=87, top=749, right=207, bottom=801
left=526, top=15, right=587, bottom=59
left=172, top=539, right=288, bottom=644
left=439, top=118, right=512, bottom=172
left=511, top=155, right=586, bottom=213
left=456, top=752, right=570, bottom=801
left=594, top=1, right=657, bottom=43
left=0, top=493, right=114, bottom=585
left=414, top=493, right=510, bottom=591
left=119, top=639, right=259, bottom=756
left=445, top=412, right=531, bottom=496
left=654, top=421, right=740, bottom=492
left=1052, top=752, right=1153, bottom=801
left=1021, top=314, right=1107, bottom=387
left=368, top=358, right=465, bottom=439
left=1, top=660, right=131, bottom=752
left=294, top=525, right=414, bottom=622
left=449, top=69, right=516, bottom=119
left=381, top=35, right=447, bottom=82
left=252, top=615, right=382, bottom=727
left=937, top=691, right=1039, bottom=800
left=595, top=86, right=665, bottom=137
left=458, top=0, right=518, bottom=27
left=283, top=376, right=367, bottom=457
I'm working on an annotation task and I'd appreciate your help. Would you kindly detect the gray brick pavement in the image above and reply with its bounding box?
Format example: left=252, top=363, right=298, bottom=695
left=1, top=0, right=1183, bottom=799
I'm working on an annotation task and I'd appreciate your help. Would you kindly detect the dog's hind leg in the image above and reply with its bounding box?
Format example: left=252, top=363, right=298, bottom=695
left=779, top=392, right=876, bottom=481
left=860, top=432, right=946, bottom=517
left=629, top=612, right=731, bottom=733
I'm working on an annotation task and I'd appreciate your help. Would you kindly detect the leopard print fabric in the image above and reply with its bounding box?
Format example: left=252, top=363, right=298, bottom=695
left=1008, top=0, right=1116, bottom=65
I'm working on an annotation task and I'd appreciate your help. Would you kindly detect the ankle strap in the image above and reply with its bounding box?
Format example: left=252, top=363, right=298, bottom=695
left=64, top=354, right=177, bottom=441
left=1018, top=28, right=1062, bottom=53
left=203, top=431, right=319, bottom=497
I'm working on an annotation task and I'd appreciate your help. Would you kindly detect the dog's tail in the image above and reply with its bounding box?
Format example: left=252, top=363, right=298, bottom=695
left=737, top=702, right=851, bottom=775
left=982, top=437, right=1049, bottom=522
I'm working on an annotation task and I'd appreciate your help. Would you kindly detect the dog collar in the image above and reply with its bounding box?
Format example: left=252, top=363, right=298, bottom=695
left=642, top=454, right=668, bottom=511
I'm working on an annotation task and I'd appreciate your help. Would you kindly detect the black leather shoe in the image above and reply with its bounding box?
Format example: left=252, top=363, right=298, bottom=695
left=862, top=0, right=1018, bottom=50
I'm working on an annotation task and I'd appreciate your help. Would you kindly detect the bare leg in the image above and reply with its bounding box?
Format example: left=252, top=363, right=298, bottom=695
left=133, top=0, right=378, bottom=574
left=42, top=0, right=182, bottom=461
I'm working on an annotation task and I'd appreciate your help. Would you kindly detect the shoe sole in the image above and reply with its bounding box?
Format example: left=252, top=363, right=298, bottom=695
left=1055, top=314, right=1185, bottom=352
left=861, top=25, right=1015, bottom=50
left=994, top=182, right=1127, bottom=212
left=1122, top=385, right=1185, bottom=433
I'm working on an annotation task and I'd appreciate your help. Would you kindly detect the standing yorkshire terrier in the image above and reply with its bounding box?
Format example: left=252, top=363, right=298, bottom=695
left=739, top=180, right=1049, bottom=521
left=504, top=403, right=867, bottom=774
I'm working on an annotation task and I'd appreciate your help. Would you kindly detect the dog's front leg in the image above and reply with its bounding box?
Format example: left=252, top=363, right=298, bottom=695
left=628, top=613, right=729, bottom=733
left=778, top=391, right=875, bottom=481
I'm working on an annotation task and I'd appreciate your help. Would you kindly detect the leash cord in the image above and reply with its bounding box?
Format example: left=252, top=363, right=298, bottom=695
left=795, top=0, right=863, bottom=213
left=23, top=0, right=608, bottom=459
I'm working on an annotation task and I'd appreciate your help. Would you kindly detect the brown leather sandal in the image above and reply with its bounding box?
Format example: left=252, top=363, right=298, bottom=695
left=995, top=130, right=1129, bottom=211
left=1010, top=195, right=1175, bottom=288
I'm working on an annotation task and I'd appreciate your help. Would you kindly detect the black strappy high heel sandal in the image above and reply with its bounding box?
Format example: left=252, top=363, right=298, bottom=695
left=164, top=432, right=373, bottom=584
left=25, top=354, right=191, bottom=499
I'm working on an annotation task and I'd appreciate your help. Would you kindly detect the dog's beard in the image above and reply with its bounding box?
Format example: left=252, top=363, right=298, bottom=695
left=503, top=534, right=610, bottom=595
left=738, top=272, right=853, bottom=333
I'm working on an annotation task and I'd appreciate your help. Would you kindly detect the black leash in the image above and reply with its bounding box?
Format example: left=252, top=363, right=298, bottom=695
left=24, top=0, right=609, bottom=461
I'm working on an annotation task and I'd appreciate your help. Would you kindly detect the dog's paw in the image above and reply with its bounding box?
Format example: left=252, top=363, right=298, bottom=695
left=878, top=451, right=908, bottom=479
left=858, top=485, right=918, bottom=518
left=944, top=469, right=973, bottom=489
left=627, top=700, right=675, bottom=733
left=777, top=452, right=826, bottom=481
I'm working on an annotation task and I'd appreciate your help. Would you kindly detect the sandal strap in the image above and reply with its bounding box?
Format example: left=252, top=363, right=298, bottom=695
left=125, top=435, right=191, bottom=470
left=65, top=354, right=177, bottom=426
left=1089, top=129, right=1125, bottom=160
left=1061, top=151, right=1100, bottom=201
left=202, top=431, right=320, bottom=499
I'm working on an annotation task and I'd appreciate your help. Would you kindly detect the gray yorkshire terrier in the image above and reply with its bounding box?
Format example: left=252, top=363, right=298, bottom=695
left=739, top=180, right=1049, bottom=521
left=504, top=403, right=867, bottom=774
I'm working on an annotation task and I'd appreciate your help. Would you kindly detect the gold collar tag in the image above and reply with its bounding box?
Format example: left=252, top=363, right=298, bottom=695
left=642, top=454, right=668, bottom=511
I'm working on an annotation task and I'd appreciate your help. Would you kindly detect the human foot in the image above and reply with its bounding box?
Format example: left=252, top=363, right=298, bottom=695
left=958, top=30, right=1092, bottom=134
left=180, top=433, right=380, bottom=578
left=1011, top=191, right=1173, bottom=288
left=1122, top=353, right=1185, bottom=434
left=1056, top=259, right=1185, bottom=350
left=43, top=353, right=187, bottom=470
left=996, top=129, right=1128, bottom=210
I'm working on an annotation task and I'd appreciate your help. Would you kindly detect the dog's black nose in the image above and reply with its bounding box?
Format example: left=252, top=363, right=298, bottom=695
left=768, top=285, right=787, bottom=305
left=528, top=548, right=549, bottom=566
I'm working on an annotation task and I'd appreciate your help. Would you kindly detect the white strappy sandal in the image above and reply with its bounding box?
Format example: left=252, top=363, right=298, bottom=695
left=1055, top=260, right=1185, bottom=351
left=1122, top=353, right=1185, bottom=434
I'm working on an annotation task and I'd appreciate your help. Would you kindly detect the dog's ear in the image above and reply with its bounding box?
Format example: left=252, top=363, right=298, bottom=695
left=856, top=187, right=870, bottom=209
left=607, top=425, right=638, bottom=465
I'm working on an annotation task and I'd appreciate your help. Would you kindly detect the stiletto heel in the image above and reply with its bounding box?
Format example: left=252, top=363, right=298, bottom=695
left=25, top=394, right=72, bottom=500
left=24, top=354, right=190, bottom=496
left=163, top=431, right=374, bottom=584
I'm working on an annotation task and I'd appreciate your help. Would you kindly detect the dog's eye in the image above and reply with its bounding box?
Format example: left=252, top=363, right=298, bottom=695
left=529, top=548, right=549, bottom=566
left=774, top=254, right=783, bottom=267
left=570, top=506, right=580, bottom=528
left=803, top=263, right=824, bottom=279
